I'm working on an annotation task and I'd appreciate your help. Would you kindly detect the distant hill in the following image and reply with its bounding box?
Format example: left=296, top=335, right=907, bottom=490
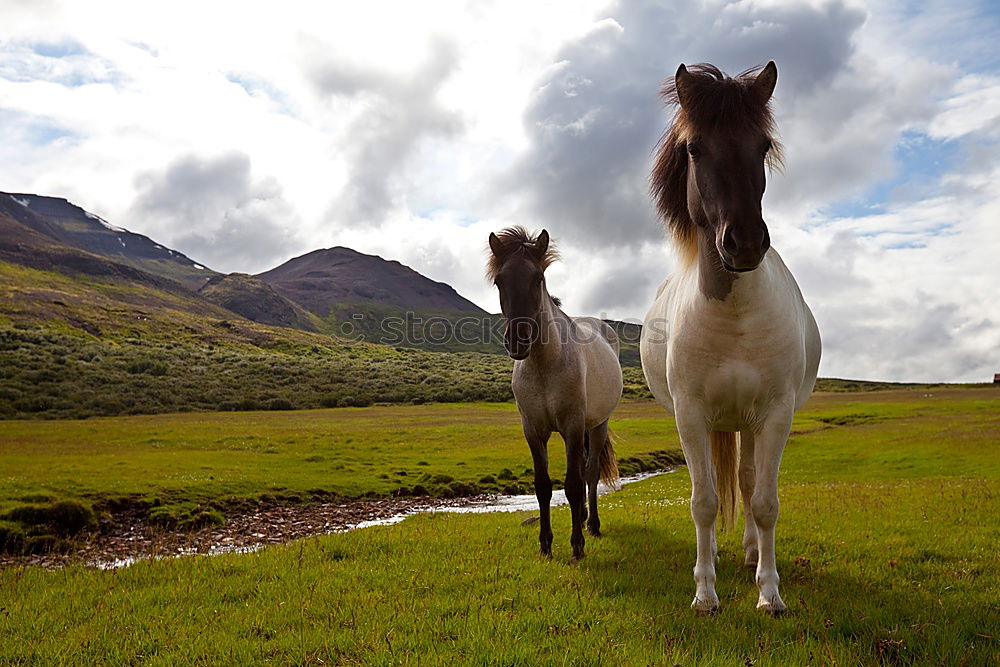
left=256, top=247, right=500, bottom=352
left=0, top=192, right=218, bottom=290
left=257, top=247, right=486, bottom=316
left=198, top=273, right=320, bottom=332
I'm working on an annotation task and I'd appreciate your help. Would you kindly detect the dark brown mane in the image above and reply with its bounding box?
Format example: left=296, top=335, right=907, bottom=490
left=651, top=63, right=783, bottom=262
left=485, top=226, right=560, bottom=281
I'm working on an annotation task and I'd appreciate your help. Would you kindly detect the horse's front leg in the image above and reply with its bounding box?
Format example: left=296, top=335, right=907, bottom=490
left=523, top=421, right=553, bottom=557
left=674, top=402, right=719, bottom=613
left=751, top=410, right=793, bottom=615
left=561, top=421, right=587, bottom=561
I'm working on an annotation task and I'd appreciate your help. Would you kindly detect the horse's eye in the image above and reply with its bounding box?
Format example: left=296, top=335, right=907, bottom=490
left=686, top=143, right=701, bottom=159
left=762, top=139, right=773, bottom=155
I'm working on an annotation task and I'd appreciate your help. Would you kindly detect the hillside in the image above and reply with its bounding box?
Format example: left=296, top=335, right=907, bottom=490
left=257, top=247, right=485, bottom=316
left=0, top=193, right=218, bottom=290
left=198, top=273, right=320, bottom=332
left=257, top=247, right=500, bottom=352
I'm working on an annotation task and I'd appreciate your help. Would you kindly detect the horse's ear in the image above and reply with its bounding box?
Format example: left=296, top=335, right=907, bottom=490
left=752, top=61, right=777, bottom=103
left=675, top=63, right=695, bottom=109
left=534, top=229, right=550, bottom=259
left=489, top=232, right=503, bottom=256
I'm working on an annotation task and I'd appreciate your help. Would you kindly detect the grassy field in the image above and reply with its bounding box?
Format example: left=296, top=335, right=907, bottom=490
left=0, top=387, right=998, bottom=664
left=0, top=401, right=683, bottom=535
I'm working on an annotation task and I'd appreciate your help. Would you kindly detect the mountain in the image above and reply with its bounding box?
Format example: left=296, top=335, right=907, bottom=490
left=198, top=273, right=320, bottom=331
left=256, top=247, right=499, bottom=352
left=257, top=247, right=486, bottom=317
left=0, top=193, right=218, bottom=290
left=0, top=195, right=202, bottom=297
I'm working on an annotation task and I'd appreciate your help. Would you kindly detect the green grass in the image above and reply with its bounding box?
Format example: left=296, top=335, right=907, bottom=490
left=0, top=388, right=998, bottom=664
left=0, top=401, right=682, bottom=533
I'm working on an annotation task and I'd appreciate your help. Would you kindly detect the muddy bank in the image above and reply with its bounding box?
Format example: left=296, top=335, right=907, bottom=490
left=0, top=470, right=674, bottom=570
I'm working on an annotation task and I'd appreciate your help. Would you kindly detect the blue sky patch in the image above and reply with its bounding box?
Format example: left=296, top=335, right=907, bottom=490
left=820, top=130, right=960, bottom=219
left=0, top=109, right=78, bottom=147
left=29, top=39, right=88, bottom=59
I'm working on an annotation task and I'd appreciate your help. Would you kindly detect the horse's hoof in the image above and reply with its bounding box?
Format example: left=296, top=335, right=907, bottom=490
left=691, top=596, right=720, bottom=615
left=539, top=549, right=552, bottom=559
left=757, top=595, right=787, bottom=616
left=587, top=526, right=602, bottom=538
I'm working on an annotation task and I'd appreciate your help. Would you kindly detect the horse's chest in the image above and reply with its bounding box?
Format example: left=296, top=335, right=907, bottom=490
left=512, top=363, right=584, bottom=430
left=668, top=305, right=800, bottom=423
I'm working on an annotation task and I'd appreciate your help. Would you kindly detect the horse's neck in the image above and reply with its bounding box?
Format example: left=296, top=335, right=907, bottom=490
left=527, top=288, right=569, bottom=367
left=692, top=231, right=772, bottom=306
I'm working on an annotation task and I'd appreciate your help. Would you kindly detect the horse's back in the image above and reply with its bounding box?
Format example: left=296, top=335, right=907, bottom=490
left=572, top=317, right=623, bottom=428
left=573, top=316, right=620, bottom=355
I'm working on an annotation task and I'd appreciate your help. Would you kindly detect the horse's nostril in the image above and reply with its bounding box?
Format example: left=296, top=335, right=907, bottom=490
left=722, top=227, right=740, bottom=255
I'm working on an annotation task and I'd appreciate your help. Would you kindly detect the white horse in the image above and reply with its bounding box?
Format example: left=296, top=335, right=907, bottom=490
left=640, top=61, right=821, bottom=614
left=488, top=227, right=623, bottom=561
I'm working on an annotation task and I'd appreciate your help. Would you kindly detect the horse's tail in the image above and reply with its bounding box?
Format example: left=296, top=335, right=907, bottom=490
left=710, top=431, right=740, bottom=530
left=599, top=426, right=620, bottom=490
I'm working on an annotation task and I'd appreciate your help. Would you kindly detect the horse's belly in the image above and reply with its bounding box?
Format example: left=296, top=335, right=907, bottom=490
left=583, top=344, right=623, bottom=429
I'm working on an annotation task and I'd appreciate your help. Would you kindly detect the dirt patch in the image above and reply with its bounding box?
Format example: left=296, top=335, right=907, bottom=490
left=0, top=495, right=492, bottom=570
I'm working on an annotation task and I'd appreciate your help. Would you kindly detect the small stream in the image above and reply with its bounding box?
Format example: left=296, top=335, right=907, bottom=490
left=4, top=469, right=675, bottom=570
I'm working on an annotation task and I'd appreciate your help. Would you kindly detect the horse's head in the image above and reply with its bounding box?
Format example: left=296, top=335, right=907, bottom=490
left=653, top=61, right=782, bottom=273
left=486, top=227, right=556, bottom=360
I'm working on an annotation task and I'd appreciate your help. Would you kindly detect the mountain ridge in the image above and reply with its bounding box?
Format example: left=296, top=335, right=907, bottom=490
left=257, top=246, right=486, bottom=317
left=1, top=192, right=219, bottom=290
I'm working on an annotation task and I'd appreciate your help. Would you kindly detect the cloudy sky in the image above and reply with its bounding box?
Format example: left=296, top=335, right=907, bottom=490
left=1, top=0, right=997, bottom=382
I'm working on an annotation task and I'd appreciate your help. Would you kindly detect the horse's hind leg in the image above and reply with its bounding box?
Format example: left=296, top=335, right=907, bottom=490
left=523, top=420, right=553, bottom=557
left=585, top=421, right=608, bottom=537
left=562, top=421, right=588, bottom=562
left=739, top=430, right=759, bottom=568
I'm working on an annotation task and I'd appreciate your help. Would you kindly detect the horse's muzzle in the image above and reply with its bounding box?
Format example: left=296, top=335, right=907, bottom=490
left=719, top=220, right=770, bottom=272
left=504, top=318, right=537, bottom=360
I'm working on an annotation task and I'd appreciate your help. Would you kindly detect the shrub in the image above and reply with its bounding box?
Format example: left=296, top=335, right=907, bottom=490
left=2, top=499, right=96, bottom=535
left=126, top=359, right=168, bottom=376
left=0, top=521, right=26, bottom=554
left=181, top=510, right=225, bottom=530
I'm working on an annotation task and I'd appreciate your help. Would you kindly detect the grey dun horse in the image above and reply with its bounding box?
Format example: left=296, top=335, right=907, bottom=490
left=488, top=227, right=623, bottom=561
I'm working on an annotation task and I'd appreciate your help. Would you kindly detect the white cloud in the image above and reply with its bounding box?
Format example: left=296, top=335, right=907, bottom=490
left=0, top=0, right=997, bottom=381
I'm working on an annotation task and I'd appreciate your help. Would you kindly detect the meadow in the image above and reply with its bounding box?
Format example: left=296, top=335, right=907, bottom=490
left=0, top=386, right=997, bottom=664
